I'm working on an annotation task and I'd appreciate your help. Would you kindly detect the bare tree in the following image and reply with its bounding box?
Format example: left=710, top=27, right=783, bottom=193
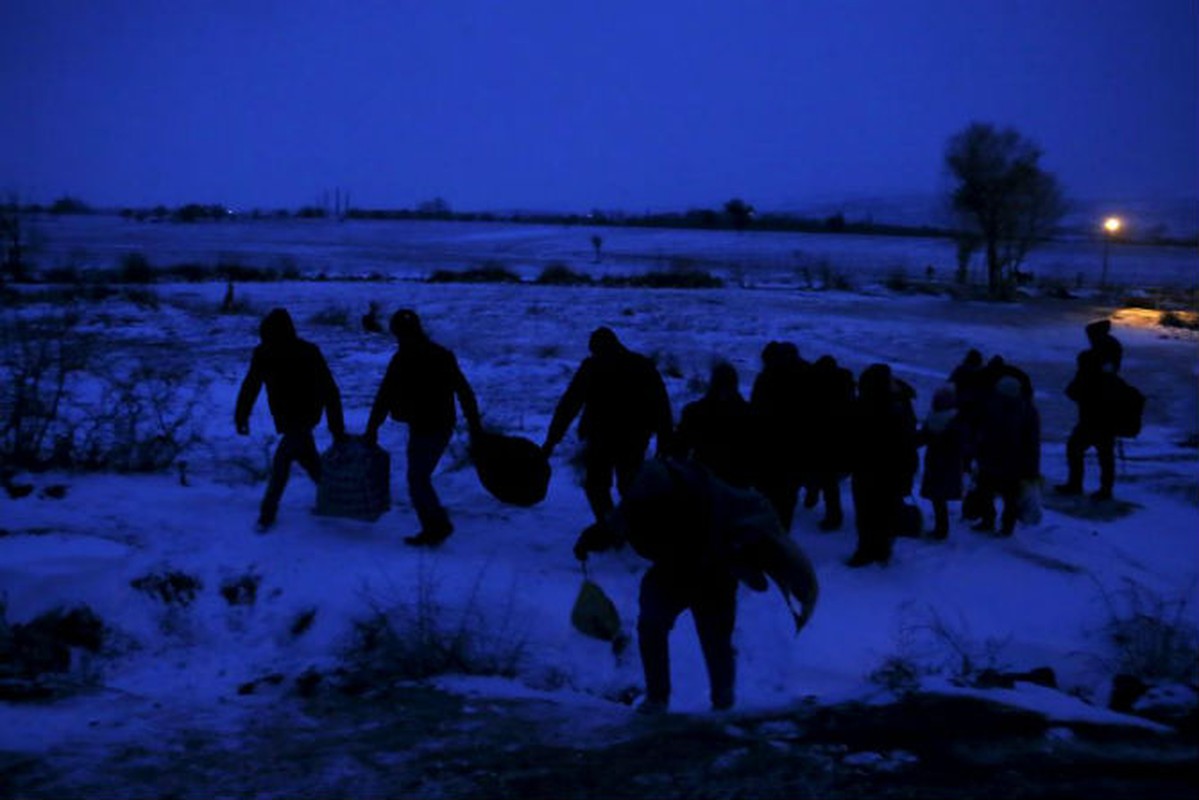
left=723, top=198, right=754, bottom=232
left=944, top=122, right=1066, bottom=295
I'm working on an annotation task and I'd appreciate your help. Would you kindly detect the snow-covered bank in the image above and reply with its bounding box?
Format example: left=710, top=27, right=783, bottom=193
left=2, top=280, right=1197, bottom=759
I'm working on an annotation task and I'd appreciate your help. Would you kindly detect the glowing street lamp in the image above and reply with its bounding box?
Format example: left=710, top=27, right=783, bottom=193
left=1101, top=216, right=1122, bottom=290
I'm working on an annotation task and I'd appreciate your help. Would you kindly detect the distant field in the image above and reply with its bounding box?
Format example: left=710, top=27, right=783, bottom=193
left=22, top=214, right=1199, bottom=289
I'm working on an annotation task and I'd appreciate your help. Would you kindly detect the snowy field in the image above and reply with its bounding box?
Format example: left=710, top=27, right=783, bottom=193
left=1, top=239, right=1198, bottom=791
left=24, top=214, right=1199, bottom=289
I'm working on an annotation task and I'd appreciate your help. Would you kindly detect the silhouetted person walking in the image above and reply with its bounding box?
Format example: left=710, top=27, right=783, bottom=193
left=1056, top=320, right=1123, bottom=501
left=365, top=309, right=482, bottom=547
left=848, top=364, right=918, bottom=566
left=235, top=308, right=345, bottom=532
left=543, top=327, right=673, bottom=524
left=750, top=341, right=809, bottom=530
left=1057, top=349, right=1120, bottom=501
left=807, top=355, right=855, bottom=531
left=672, top=362, right=754, bottom=488
left=573, top=459, right=818, bottom=715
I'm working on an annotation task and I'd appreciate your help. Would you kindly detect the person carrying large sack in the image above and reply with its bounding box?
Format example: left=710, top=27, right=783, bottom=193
left=235, top=308, right=345, bottom=532
left=364, top=309, right=481, bottom=547
left=574, top=459, right=818, bottom=715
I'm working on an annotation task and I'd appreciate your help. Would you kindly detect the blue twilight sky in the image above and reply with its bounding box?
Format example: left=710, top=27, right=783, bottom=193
left=1, top=0, right=1196, bottom=213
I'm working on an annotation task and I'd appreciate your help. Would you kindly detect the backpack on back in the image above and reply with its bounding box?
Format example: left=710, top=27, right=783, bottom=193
left=1110, top=376, right=1146, bottom=438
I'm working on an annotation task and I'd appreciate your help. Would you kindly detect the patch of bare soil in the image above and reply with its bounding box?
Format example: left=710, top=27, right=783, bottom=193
left=4, top=687, right=1195, bottom=799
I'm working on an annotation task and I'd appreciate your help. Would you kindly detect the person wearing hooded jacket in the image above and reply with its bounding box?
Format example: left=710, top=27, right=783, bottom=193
left=806, top=355, right=855, bottom=531
left=542, top=327, right=673, bottom=524
left=847, top=363, right=918, bottom=567
left=750, top=341, right=810, bottom=531
left=235, top=307, right=345, bottom=532
left=365, top=309, right=482, bottom=547
left=671, top=362, right=755, bottom=488
left=1055, top=320, right=1124, bottom=501
left=974, top=374, right=1041, bottom=535
left=1057, top=349, right=1121, bottom=501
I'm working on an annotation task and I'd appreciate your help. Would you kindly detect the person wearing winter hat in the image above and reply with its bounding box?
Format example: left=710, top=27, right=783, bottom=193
left=365, top=309, right=482, bottom=547
left=235, top=308, right=345, bottom=532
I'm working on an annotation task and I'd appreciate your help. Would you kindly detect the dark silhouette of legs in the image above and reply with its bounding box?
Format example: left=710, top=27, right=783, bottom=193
left=406, top=428, right=453, bottom=541
left=259, top=431, right=321, bottom=528
left=584, top=440, right=646, bottom=523
left=637, top=565, right=737, bottom=711
left=818, top=474, right=844, bottom=530
left=692, top=575, right=738, bottom=710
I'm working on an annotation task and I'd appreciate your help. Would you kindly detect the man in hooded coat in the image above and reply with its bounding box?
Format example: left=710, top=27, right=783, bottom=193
left=750, top=341, right=810, bottom=530
left=806, top=355, right=855, bottom=531
left=671, top=362, right=754, bottom=488
left=365, top=309, right=482, bottom=546
left=236, top=308, right=345, bottom=532
left=847, top=363, right=918, bottom=566
left=1055, top=319, right=1125, bottom=502
left=543, top=327, right=673, bottom=524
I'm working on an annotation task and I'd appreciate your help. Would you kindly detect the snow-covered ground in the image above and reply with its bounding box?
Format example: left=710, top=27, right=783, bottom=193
left=1, top=273, right=1197, bottom=764
left=25, top=214, right=1199, bottom=288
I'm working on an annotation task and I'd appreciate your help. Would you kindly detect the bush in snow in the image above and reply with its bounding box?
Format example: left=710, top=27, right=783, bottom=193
left=1, top=309, right=203, bottom=473
left=343, top=565, right=528, bottom=683
left=220, top=572, right=262, bottom=607
left=1094, top=579, right=1199, bottom=687
left=69, top=360, right=205, bottom=473
left=879, top=604, right=1014, bottom=688
left=131, top=570, right=204, bottom=607
left=0, top=309, right=91, bottom=469
left=535, top=263, right=594, bottom=286
left=0, top=601, right=106, bottom=700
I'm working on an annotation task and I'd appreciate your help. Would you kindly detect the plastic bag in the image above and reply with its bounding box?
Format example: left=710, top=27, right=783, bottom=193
left=570, top=579, right=621, bottom=642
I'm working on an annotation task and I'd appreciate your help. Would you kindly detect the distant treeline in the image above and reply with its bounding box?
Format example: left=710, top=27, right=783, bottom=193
left=344, top=205, right=956, bottom=240
left=10, top=195, right=1197, bottom=247
left=5, top=194, right=958, bottom=239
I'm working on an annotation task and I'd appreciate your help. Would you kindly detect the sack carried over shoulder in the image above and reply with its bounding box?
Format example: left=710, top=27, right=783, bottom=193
left=316, top=436, right=391, bottom=521
left=471, top=431, right=551, bottom=507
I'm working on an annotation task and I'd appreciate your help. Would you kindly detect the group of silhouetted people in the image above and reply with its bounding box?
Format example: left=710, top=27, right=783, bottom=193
left=236, top=307, right=479, bottom=541
left=235, top=307, right=1130, bottom=564
left=233, top=306, right=1133, bottom=715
